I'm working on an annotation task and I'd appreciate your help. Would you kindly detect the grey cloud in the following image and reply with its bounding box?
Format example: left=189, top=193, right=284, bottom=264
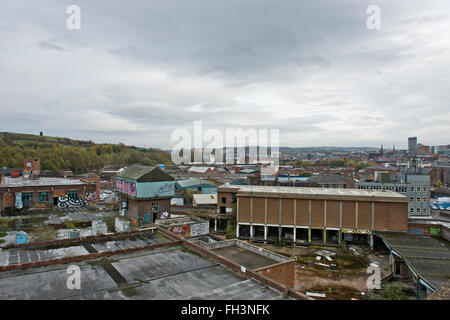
left=37, top=40, right=64, bottom=51
left=0, top=0, right=449, bottom=148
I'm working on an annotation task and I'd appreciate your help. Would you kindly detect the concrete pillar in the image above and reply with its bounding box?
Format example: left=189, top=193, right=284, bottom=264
left=264, top=225, right=267, bottom=242
left=293, top=227, right=296, bottom=243
left=278, top=198, right=282, bottom=243
left=389, top=251, right=393, bottom=272
left=370, top=234, right=374, bottom=250
left=417, top=281, right=421, bottom=300
left=250, top=225, right=254, bottom=240
left=323, top=229, right=326, bottom=245
left=214, top=218, right=217, bottom=232
left=236, top=224, right=240, bottom=238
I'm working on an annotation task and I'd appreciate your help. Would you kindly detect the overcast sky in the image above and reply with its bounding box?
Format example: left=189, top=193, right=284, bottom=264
left=0, top=1, right=449, bottom=149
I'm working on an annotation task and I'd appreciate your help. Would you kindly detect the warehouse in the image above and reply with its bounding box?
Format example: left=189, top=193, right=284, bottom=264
left=218, top=185, right=408, bottom=248
left=115, top=165, right=175, bottom=225
left=0, top=158, right=99, bottom=215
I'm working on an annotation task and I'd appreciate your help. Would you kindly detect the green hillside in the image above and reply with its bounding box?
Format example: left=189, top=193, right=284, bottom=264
left=0, top=132, right=172, bottom=174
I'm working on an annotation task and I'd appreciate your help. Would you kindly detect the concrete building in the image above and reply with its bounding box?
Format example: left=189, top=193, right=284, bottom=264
left=115, top=165, right=175, bottom=225
left=155, top=216, right=210, bottom=237
left=192, top=193, right=217, bottom=207
left=218, top=185, right=408, bottom=248
left=409, top=137, right=418, bottom=154
left=356, top=166, right=431, bottom=217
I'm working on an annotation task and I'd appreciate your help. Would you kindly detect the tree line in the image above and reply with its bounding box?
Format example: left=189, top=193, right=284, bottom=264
left=0, top=138, right=172, bottom=174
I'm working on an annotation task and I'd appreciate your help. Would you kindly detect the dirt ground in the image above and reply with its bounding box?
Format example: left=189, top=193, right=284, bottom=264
left=254, top=243, right=390, bottom=300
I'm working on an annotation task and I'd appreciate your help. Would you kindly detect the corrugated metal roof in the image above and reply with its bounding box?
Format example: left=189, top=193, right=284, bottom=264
left=116, top=165, right=155, bottom=180
left=116, top=165, right=174, bottom=182
left=375, top=231, right=450, bottom=290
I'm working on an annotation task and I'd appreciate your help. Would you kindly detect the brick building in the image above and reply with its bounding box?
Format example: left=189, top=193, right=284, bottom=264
left=218, top=185, right=408, bottom=247
left=0, top=159, right=99, bottom=214
left=115, top=165, right=175, bottom=225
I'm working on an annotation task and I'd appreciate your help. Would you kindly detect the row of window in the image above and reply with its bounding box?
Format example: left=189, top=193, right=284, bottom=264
left=358, top=185, right=427, bottom=193
left=410, top=197, right=429, bottom=202
left=19, top=190, right=79, bottom=204
left=410, top=208, right=428, bottom=214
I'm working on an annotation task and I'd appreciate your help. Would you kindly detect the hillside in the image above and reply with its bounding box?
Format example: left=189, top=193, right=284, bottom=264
left=0, top=132, right=172, bottom=174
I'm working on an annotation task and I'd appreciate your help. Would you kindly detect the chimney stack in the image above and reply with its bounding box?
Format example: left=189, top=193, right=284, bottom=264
left=24, top=158, right=40, bottom=178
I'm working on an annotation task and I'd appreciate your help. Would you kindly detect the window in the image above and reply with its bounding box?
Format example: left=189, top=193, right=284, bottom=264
left=423, top=198, right=427, bottom=202
left=151, top=202, right=159, bottom=212
left=38, top=192, right=50, bottom=203
left=416, top=208, right=421, bottom=213
left=423, top=209, right=427, bottom=213
left=410, top=208, right=414, bottom=213
left=410, top=197, right=415, bottom=202
left=68, top=190, right=78, bottom=200
left=221, top=197, right=227, bottom=204
left=416, top=187, right=421, bottom=192
left=410, top=187, right=414, bottom=192
left=22, top=192, right=34, bottom=207
left=423, top=187, right=427, bottom=192
left=417, top=198, right=421, bottom=202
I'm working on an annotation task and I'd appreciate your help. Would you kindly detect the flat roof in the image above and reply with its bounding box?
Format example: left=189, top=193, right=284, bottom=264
left=375, top=231, right=450, bottom=290
left=218, top=185, right=407, bottom=202
left=193, top=193, right=217, bottom=205
left=2, top=176, right=87, bottom=188
left=211, top=246, right=278, bottom=270
left=155, top=216, right=208, bottom=228
left=0, top=247, right=288, bottom=300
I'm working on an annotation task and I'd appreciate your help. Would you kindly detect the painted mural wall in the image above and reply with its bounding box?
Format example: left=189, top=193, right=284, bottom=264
left=116, top=178, right=174, bottom=199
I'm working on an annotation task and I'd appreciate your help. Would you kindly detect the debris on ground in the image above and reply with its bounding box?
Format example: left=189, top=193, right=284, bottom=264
left=314, top=262, right=330, bottom=268
left=306, top=292, right=326, bottom=298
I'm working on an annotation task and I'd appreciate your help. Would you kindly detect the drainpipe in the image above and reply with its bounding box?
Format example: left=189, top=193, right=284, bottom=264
left=417, top=280, right=421, bottom=300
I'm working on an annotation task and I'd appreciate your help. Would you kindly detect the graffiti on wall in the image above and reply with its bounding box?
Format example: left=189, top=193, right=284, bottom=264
left=143, top=213, right=152, bottom=224
left=191, top=222, right=209, bottom=236
left=15, top=192, right=23, bottom=209
left=158, top=182, right=173, bottom=194
left=430, top=228, right=441, bottom=236
left=82, top=192, right=97, bottom=205
left=408, top=228, right=423, bottom=235
left=57, top=192, right=97, bottom=208
left=57, top=195, right=85, bottom=208
left=169, top=225, right=190, bottom=237
left=116, top=180, right=137, bottom=197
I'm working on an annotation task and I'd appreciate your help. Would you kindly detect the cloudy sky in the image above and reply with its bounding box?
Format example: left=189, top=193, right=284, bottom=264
left=0, top=0, right=449, bottom=149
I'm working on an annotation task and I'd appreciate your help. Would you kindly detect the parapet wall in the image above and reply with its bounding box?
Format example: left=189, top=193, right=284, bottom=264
left=157, top=227, right=310, bottom=300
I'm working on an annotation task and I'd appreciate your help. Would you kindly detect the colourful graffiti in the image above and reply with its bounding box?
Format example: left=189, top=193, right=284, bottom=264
left=82, top=192, right=97, bottom=205
left=116, top=180, right=137, bottom=197
left=430, top=228, right=441, bottom=235
left=143, top=213, right=152, bottom=224
left=169, top=225, right=190, bottom=235
left=15, top=192, right=23, bottom=210
left=408, top=228, right=423, bottom=235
